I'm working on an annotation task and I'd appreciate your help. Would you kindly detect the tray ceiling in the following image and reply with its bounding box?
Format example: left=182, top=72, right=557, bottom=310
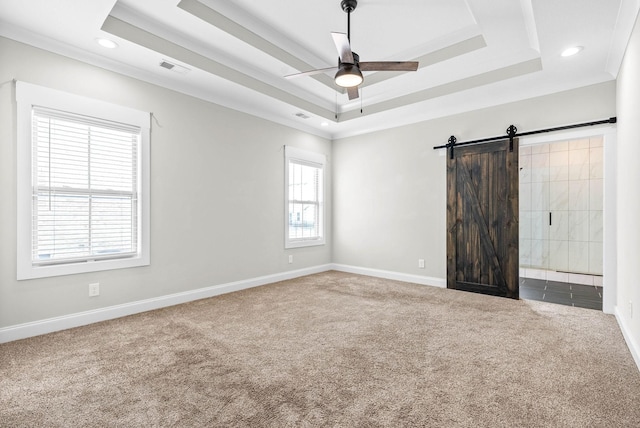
left=1, top=0, right=638, bottom=139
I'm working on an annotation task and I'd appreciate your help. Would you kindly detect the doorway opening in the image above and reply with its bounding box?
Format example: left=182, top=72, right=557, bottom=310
left=518, top=126, right=617, bottom=313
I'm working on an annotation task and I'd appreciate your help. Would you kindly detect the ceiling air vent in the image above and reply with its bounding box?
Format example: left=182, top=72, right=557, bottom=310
left=294, top=112, right=311, bottom=119
left=159, top=60, right=190, bottom=74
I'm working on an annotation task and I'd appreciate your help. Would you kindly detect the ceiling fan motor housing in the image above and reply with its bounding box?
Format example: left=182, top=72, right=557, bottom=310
left=341, top=0, right=357, bottom=13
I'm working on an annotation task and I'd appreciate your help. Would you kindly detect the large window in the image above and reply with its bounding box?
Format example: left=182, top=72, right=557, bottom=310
left=284, top=146, right=325, bottom=248
left=16, top=82, right=150, bottom=280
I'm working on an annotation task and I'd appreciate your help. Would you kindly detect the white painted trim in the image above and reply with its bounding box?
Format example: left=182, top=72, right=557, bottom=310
left=615, top=306, right=640, bottom=373
left=0, top=264, right=332, bottom=344
left=15, top=81, right=151, bottom=280
left=331, top=264, right=446, bottom=288
left=520, top=126, right=618, bottom=314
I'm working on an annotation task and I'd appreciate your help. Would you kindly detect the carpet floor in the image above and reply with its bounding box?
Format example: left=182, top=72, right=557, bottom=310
left=1, top=271, right=639, bottom=427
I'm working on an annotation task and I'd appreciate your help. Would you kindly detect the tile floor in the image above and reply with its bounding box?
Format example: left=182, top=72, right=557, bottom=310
left=519, top=277, right=602, bottom=310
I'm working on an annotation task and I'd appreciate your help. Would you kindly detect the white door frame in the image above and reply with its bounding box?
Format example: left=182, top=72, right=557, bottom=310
left=520, top=124, right=617, bottom=314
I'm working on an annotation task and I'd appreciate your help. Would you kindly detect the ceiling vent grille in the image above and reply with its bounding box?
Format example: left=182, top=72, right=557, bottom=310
left=159, top=60, right=190, bottom=74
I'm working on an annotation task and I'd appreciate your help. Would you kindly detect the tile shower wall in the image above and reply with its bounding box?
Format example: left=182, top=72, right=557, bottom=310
left=520, top=137, right=603, bottom=277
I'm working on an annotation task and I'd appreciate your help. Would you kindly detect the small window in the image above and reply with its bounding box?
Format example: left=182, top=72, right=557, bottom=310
left=16, top=82, right=150, bottom=279
left=284, top=146, right=326, bottom=248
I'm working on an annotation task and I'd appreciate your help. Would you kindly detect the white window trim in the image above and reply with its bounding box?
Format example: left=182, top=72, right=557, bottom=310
left=16, top=81, right=150, bottom=280
left=284, top=146, right=326, bottom=249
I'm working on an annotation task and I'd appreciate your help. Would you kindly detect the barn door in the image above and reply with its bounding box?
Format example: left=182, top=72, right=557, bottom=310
left=446, top=139, right=519, bottom=299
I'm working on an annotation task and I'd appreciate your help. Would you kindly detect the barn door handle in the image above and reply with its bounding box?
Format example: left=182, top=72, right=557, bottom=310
left=549, top=212, right=552, bottom=226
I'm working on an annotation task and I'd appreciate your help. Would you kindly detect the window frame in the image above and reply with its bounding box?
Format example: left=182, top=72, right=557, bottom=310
left=284, top=146, right=326, bottom=249
left=16, top=82, right=150, bottom=280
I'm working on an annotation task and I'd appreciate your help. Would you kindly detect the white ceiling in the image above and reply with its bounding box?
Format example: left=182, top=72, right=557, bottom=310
left=1, top=0, right=638, bottom=139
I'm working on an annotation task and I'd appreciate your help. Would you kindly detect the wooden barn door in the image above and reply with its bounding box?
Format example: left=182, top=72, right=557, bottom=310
left=446, top=139, right=519, bottom=299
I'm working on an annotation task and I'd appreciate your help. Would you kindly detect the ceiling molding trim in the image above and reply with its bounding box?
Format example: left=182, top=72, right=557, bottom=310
left=338, top=57, right=543, bottom=122
left=362, top=34, right=487, bottom=88
left=101, top=15, right=336, bottom=121
left=605, top=0, right=640, bottom=77
left=519, top=0, right=540, bottom=52
left=177, top=0, right=337, bottom=89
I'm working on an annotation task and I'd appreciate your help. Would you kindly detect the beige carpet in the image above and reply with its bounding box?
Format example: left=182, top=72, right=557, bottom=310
left=1, top=271, right=639, bottom=427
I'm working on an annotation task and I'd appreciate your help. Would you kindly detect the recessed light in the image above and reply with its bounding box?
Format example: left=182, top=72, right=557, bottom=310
left=561, top=46, right=583, bottom=57
left=96, top=38, right=118, bottom=49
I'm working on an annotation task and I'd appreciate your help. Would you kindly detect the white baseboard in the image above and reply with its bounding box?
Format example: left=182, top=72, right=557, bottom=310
left=0, top=264, right=445, bottom=344
left=330, top=263, right=446, bottom=288
left=0, top=264, right=333, bottom=344
left=615, top=307, right=640, bottom=373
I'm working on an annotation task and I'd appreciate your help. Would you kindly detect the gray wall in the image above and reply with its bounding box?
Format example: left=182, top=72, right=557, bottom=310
left=0, top=37, right=332, bottom=329
left=0, top=30, right=631, bottom=357
left=332, top=82, right=616, bottom=280
left=616, top=13, right=640, bottom=362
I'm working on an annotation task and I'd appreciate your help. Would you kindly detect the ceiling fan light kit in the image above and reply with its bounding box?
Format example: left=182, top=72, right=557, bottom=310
left=335, top=52, right=363, bottom=87
left=285, top=0, right=418, bottom=100
left=335, top=66, right=363, bottom=87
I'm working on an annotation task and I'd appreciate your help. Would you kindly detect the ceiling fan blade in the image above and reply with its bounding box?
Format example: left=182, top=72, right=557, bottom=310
left=347, top=86, right=359, bottom=100
left=331, top=32, right=354, bottom=64
left=285, top=66, right=338, bottom=79
left=359, top=61, right=419, bottom=72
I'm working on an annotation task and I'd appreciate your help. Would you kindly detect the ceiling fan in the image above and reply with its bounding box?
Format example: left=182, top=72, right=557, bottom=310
left=285, top=0, right=419, bottom=100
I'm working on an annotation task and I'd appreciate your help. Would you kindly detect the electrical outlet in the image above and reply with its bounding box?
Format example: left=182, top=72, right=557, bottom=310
left=288, top=255, right=293, bottom=264
left=418, top=259, right=425, bottom=269
left=89, top=283, right=100, bottom=297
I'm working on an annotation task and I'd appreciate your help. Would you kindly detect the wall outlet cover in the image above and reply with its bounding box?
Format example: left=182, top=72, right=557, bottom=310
left=89, top=283, right=100, bottom=297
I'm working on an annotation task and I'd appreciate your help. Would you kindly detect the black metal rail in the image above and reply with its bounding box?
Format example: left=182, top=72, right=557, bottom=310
left=433, top=117, right=617, bottom=159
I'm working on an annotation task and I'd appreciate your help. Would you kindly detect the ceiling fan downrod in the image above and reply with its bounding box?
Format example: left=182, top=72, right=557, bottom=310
left=341, top=0, right=357, bottom=41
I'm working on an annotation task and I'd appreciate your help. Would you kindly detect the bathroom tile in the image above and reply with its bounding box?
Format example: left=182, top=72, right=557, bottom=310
left=550, top=181, right=569, bottom=211
left=519, top=267, right=526, bottom=277
left=549, top=151, right=569, bottom=181
left=568, top=241, right=589, bottom=273
left=520, top=154, right=532, bottom=183
left=549, top=240, right=569, bottom=272
left=568, top=272, right=594, bottom=286
left=593, top=276, right=603, bottom=287
left=519, top=277, right=602, bottom=310
left=568, top=210, right=590, bottom=241
left=589, top=211, right=603, bottom=242
left=569, top=180, right=589, bottom=211
left=519, top=211, right=532, bottom=240
left=532, top=182, right=550, bottom=211
left=568, top=283, right=600, bottom=298
left=569, top=148, right=590, bottom=180
left=520, top=146, right=532, bottom=155
left=550, top=140, right=569, bottom=152
left=549, top=210, right=568, bottom=241
left=589, top=147, right=603, bottom=179
left=547, top=270, right=569, bottom=283
left=590, top=136, right=604, bottom=148
left=531, top=153, right=550, bottom=182
left=518, top=286, right=545, bottom=301
left=531, top=211, right=549, bottom=240
left=531, top=239, right=549, bottom=269
left=520, top=240, right=532, bottom=267
left=525, top=268, right=547, bottom=280
left=569, top=138, right=590, bottom=150
left=590, top=179, right=603, bottom=210
left=531, top=143, right=549, bottom=154
left=589, top=242, right=603, bottom=275
left=520, top=182, right=532, bottom=211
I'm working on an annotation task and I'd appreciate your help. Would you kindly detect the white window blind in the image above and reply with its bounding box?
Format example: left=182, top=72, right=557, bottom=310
left=31, top=107, right=140, bottom=265
left=285, top=146, right=325, bottom=248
